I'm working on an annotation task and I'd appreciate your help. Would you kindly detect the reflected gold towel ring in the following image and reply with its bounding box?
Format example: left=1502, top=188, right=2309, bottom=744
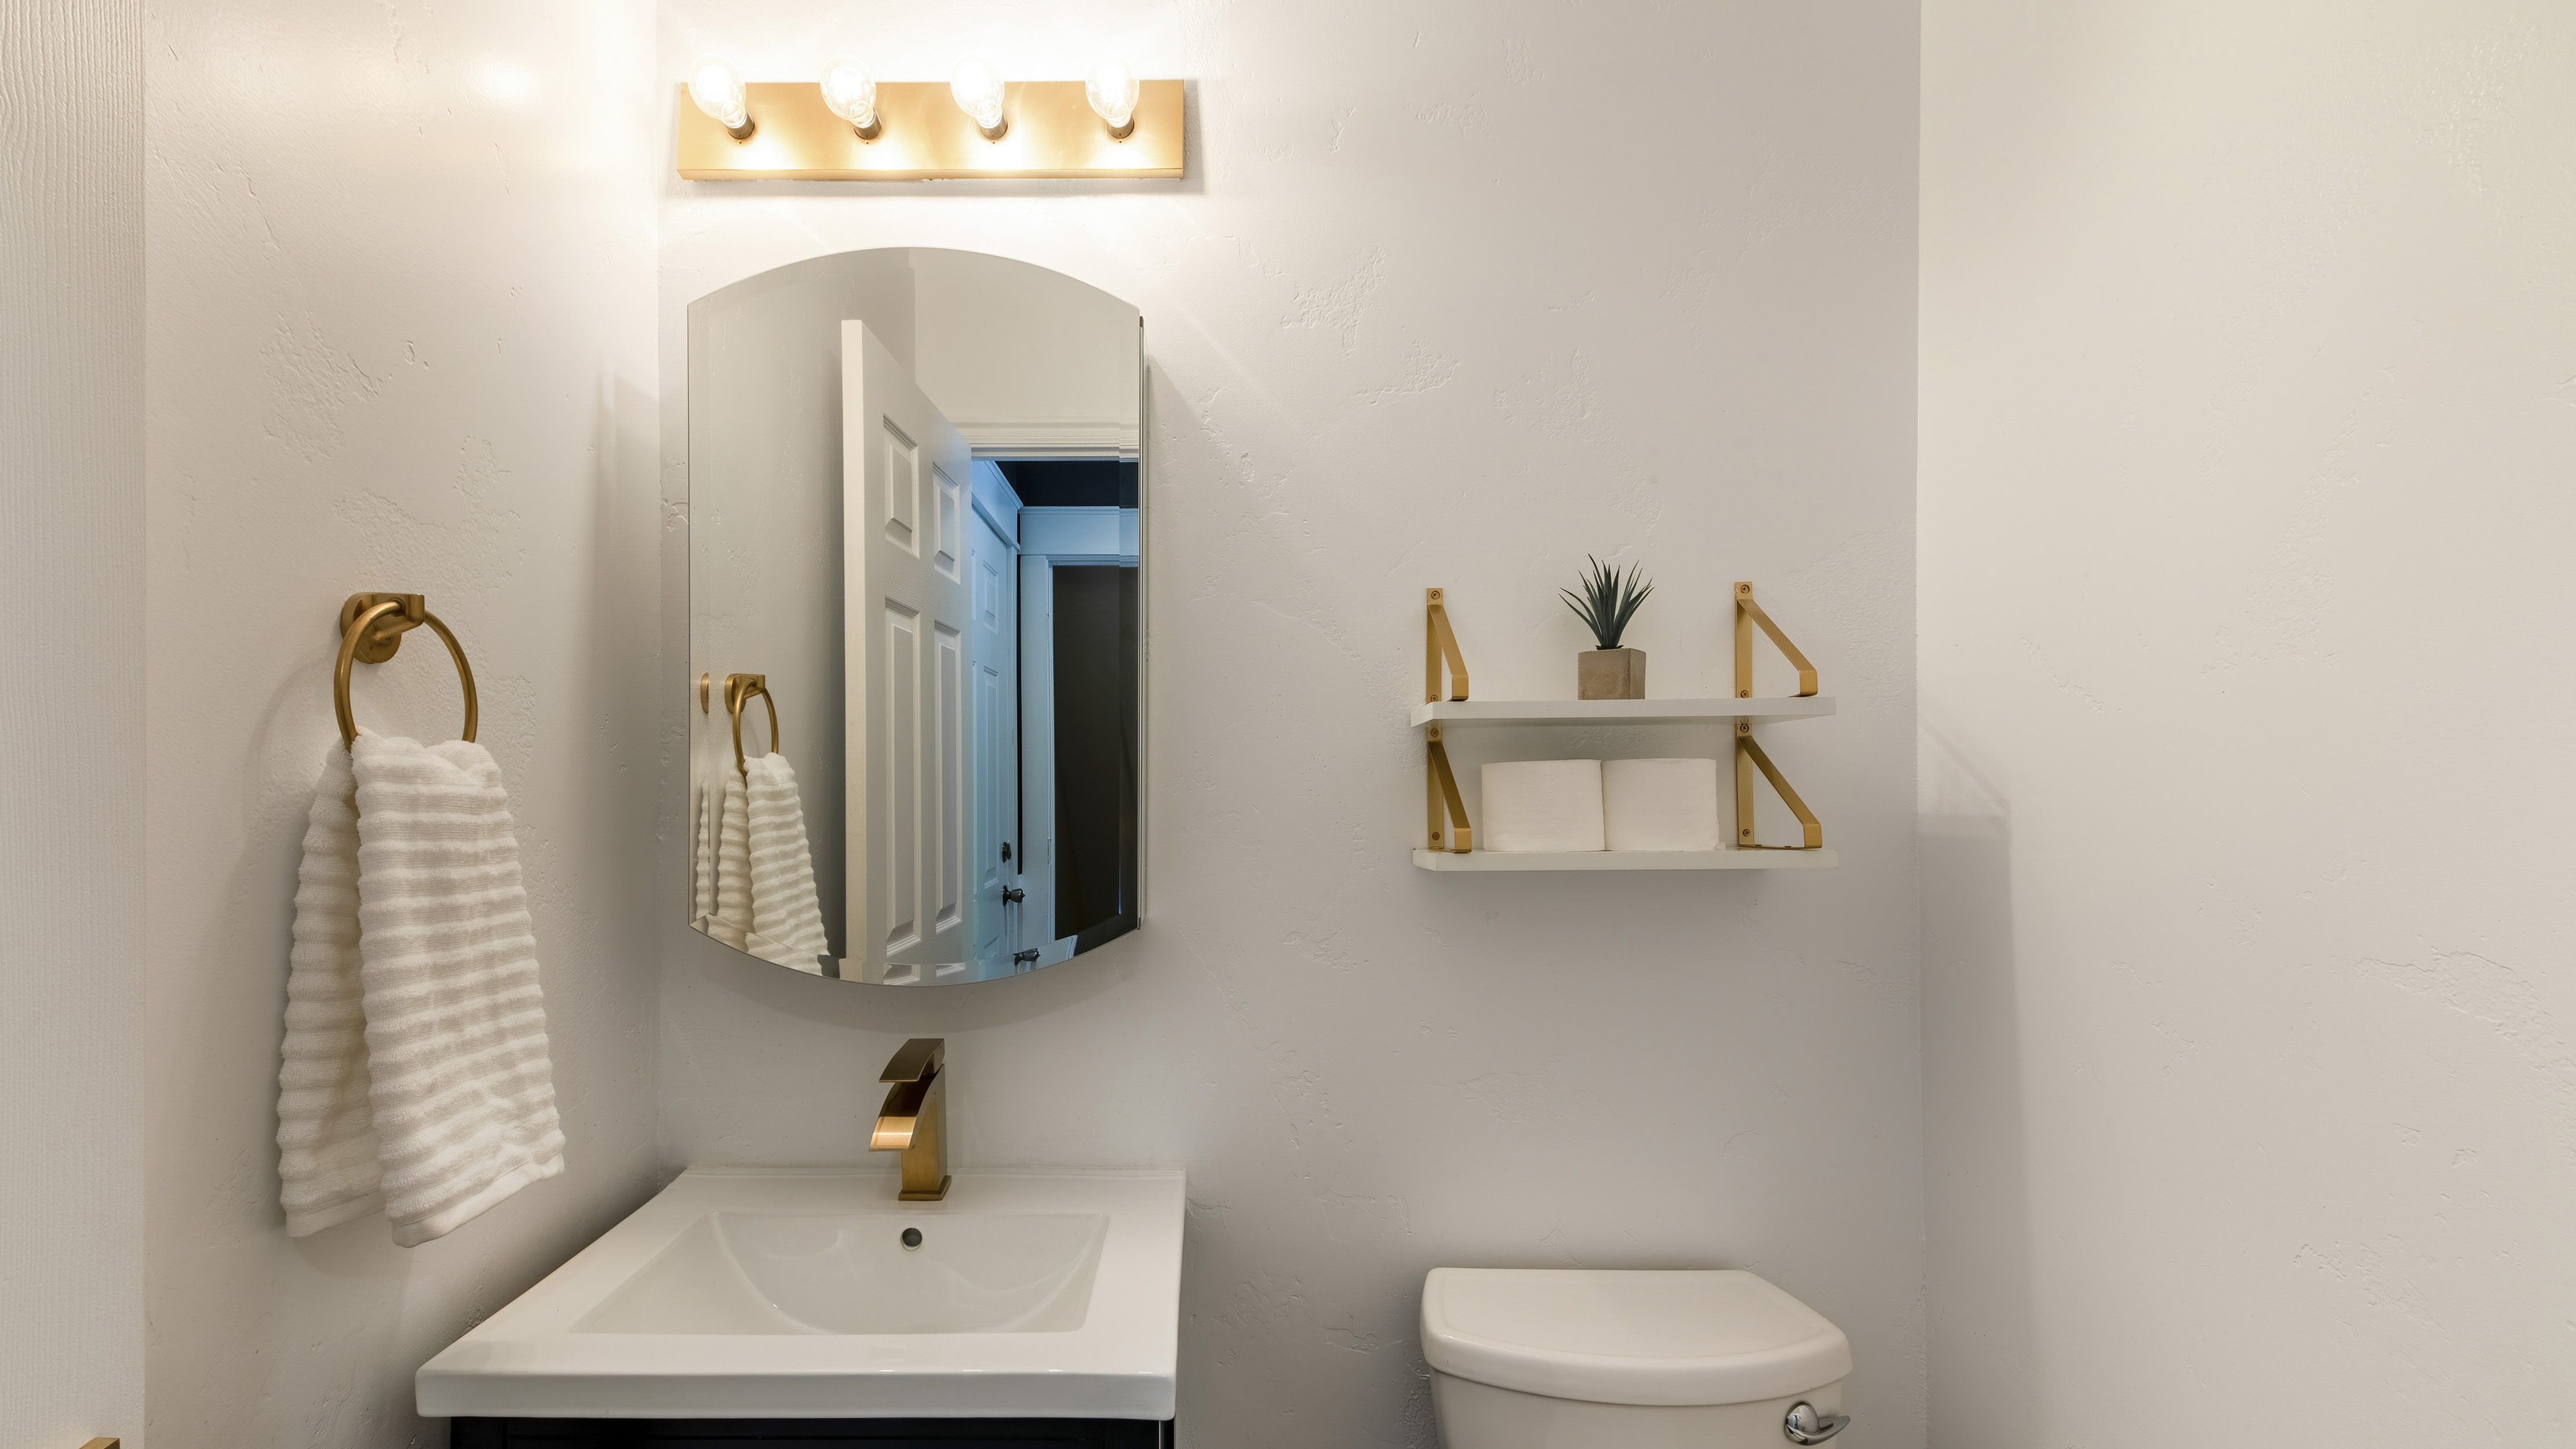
left=334, top=592, right=478, bottom=748
left=725, top=672, right=776, bottom=778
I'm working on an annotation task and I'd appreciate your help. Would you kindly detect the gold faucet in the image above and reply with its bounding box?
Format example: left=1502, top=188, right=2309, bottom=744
left=870, top=1037, right=950, bottom=1201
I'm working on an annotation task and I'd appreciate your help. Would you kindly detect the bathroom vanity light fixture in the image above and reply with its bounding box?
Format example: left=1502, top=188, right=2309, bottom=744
left=950, top=56, right=1007, bottom=138
left=820, top=57, right=879, bottom=139
left=1087, top=57, right=1141, bottom=137
left=673, top=66, right=1184, bottom=180
left=687, top=57, right=755, bottom=140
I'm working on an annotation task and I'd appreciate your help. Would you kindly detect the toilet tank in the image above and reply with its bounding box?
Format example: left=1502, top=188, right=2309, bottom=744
left=1420, top=1268, right=1853, bottom=1449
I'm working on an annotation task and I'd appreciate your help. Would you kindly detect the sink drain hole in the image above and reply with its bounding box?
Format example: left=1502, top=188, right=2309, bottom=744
left=901, top=1227, right=923, bottom=1250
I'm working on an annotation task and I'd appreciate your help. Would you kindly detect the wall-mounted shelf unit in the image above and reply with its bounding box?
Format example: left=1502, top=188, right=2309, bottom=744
left=1415, top=582, right=1835, bottom=872
left=1410, top=697, right=1835, bottom=729
left=1411, top=847, right=1842, bottom=872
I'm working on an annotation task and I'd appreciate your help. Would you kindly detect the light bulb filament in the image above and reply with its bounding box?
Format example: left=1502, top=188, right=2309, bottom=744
left=951, top=57, right=1007, bottom=139
left=822, top=58, right=879, bottom=139
left=688, top=57, right=754, bottom=140
left=1087, top=59, right=1141, bottom=139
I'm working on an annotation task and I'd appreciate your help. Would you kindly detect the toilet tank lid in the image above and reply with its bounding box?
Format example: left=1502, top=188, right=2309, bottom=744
left=1419, top=1268, right=1852, bottom=1408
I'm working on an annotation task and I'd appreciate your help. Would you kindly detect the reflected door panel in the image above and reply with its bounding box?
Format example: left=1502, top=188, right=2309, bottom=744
left=968, top=500, right=1019, bottom=978
left=848, top=322, right=974, bottom=982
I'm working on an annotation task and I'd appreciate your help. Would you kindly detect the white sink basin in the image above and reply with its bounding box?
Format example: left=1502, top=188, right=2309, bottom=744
left=417, top=1168, right=1184, bottom=1420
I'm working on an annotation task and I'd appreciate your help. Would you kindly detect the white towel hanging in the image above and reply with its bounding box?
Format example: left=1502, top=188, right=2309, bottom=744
left=742, top=752, right=830, bottom=973
left=276, top=735, right=566, bottom=1246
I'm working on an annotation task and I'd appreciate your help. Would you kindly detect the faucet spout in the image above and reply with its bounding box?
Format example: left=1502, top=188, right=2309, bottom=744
left=870, top=1037, right=950, bottom=1201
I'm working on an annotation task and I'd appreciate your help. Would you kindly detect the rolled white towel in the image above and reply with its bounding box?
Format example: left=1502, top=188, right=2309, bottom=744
left=1603, top=758, right=1722, bottom=851
left=1480, top=759, right=1606, bottom=853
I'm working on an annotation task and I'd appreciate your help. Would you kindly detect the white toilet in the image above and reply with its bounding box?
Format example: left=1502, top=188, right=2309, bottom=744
left=1420, top=1268, right=1853, bottom=1448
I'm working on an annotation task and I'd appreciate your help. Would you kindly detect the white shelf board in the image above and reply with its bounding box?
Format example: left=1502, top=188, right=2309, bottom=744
left=1409, top=697, right=1835, bottom=729
left=1412, top=847, right=1840, bottom=872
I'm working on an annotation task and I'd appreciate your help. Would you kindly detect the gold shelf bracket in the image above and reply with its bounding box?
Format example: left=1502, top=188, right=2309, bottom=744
left=1426, top=723, right=1472, bottom=854
left=1422, top=588, right=1473, bottom=853
left=1735, top=719, right=1823, bottom=850
left=1425, top=587, right=1469, bottom=703
left=1732, top=582, right=1821, bottom=849
left=1733, top=580, right=1818, bottom=698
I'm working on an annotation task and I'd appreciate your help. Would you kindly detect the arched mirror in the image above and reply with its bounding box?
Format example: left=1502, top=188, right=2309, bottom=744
left=686, top=249, right=1143, bottom=985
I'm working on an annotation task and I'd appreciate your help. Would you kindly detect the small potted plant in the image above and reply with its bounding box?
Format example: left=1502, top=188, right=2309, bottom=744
left=1562, top=555, right=1653, bottom=700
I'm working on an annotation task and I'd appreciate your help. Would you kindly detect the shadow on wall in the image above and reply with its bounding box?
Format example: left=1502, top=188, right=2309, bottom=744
left=1919, top=716, right=2040, bottom=1449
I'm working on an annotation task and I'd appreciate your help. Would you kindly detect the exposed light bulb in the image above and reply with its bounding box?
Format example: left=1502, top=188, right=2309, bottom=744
left=1085, top=57, right=1141, bottom=137
left=821, top=57, right=879, bottom=137
left=950, top=56, right=1007, bottom=137
left=688, top=57, right=754, bottom=139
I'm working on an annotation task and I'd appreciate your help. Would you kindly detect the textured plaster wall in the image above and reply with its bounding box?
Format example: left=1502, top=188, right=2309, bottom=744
left=0, top=1, right=148, bottom=1445
left=656, top=4, right=1923, bottom=1447
left=1921, top=3, right=2576, bottom=1444
left=141, top=1, right=663, bottom=1444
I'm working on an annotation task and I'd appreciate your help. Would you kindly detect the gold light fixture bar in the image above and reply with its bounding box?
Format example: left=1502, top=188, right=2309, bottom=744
left=676, top=80, right=1184, bottom=181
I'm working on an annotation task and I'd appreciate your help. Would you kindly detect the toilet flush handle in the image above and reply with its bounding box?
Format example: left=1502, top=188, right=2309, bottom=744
left=1783, top=1401, right=1850, bottom=1444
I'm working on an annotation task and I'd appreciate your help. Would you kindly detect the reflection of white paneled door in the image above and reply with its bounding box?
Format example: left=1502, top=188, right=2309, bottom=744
left=845, top=322, right=972, bottom=979
left=1015, top=553, right=1061, bottom=967
left=967, top=504, right=1017, bottom=977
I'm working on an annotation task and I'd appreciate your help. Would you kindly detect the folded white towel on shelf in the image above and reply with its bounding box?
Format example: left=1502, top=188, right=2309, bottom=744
left=1603, top=757, right=1722, bottom=851
left=276, top=735, right=565, bottom=1246
left=742, top=752, right=830, bottom=974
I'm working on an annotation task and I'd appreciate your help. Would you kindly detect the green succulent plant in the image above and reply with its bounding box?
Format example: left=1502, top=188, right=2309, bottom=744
left=1561, top=555, right=1654, bottom=649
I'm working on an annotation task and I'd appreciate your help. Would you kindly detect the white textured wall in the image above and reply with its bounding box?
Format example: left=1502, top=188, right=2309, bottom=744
left=657, top=5, right=1923, bottom=1447
left=1922, top=3, right=2576, bottom=1444
left=142, top=1, right=663, bottom=1444
left=0, top=1, right=147, bottom=1446
left=911, top=247, right=1143, bottom=439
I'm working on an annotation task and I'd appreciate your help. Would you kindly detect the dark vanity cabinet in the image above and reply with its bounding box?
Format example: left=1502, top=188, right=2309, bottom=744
left=450, top=1419, right=1172, bottom=1449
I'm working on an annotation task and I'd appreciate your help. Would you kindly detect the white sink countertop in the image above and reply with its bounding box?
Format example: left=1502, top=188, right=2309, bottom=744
left=417, top=1167, right=1186, bottom=1421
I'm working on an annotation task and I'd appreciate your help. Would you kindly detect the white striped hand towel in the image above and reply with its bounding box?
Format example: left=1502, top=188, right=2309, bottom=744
left=691, top=776, right=718, bottom=930
left=709, top=770, right=753, bottom=951
left=276, top=736, right=565, bottom=1245
left=742, top=752, right=829, bottom=974
left=276, top=745, right=385, bottom=1236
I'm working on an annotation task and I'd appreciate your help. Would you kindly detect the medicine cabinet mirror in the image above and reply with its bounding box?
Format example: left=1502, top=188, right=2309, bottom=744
left=687, top=249, right=1144, bottom=986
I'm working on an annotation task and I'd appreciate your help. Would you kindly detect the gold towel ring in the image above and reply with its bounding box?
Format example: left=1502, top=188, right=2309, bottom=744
left=334, top=592, right=478, bottom=748
left=724, top=672, right=776, bottom=778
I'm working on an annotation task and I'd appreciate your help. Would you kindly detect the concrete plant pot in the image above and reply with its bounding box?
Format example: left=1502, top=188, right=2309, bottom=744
left=1576, top=647, right=1647, bottom=700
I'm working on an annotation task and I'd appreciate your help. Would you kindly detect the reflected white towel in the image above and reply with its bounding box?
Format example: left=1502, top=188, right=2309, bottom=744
left=709, top=770, right=753, bottom=951
left=742, top=752, right=829, bottom=974
left=276, top=736, right=565, bottom=1246
left=691, top=777, right=719, bottom=930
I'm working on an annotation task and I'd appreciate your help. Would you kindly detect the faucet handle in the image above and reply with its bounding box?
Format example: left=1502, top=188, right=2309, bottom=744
left=880, top=1037, right=945, bottom=1083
